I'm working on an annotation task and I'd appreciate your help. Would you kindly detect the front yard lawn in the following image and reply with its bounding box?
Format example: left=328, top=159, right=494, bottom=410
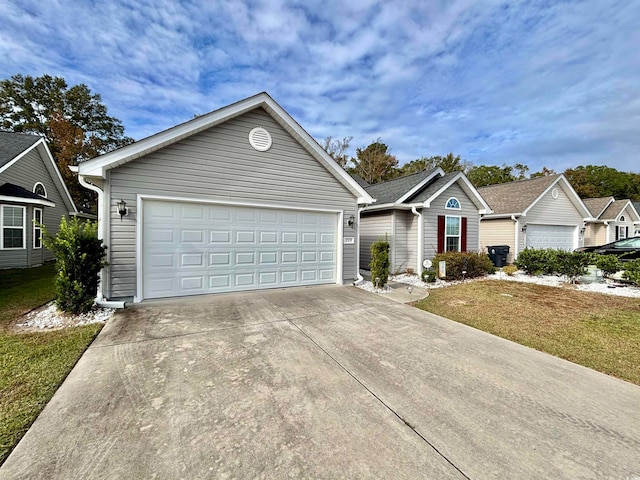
left=415, top=280, right=640, bottom=385
left=0, top=264, right=102, bottom=465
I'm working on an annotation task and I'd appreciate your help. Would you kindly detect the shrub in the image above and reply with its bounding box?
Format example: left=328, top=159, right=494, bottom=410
left=432, top=251, right=495, bottom=281
left=515, top=248, right=561, bottom=275
left=554, top=250, right=590, bottom=282
left=623, top=259, right=640, bottom=285
left=406, top=267, right=415, bottom=275
left=592, top=254, right=623, bottom=278
left=421, top=269, right=437, bottom=283
left=502, top=264, right=518, bottom=276
left=41, top=217, right=108, bottom=314
left=370, top=238, right=390, bottom=287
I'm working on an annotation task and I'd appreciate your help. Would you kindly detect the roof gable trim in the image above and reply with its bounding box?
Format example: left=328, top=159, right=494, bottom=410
left=423, top=172, right=493, bottom=213
left=0, top=138, right=41, bottom=175
left=395, top=168, right=444, bottom=203
left=521, top=175, right=591, bottom=218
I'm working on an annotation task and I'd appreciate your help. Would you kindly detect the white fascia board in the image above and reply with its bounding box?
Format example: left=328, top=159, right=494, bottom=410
left=422, top=172, right=492, bottom=213
left=481, top=213, right=521, bottom=219
left=0, top=195, right=55, bottom=207
left=593, top=198, right=615, bottom=218
left=522, top=175, right=591, bottom=218
left=395, top=168, right=444, bottom=203
left=38, top=140, right=78, bottom=213
left=362, top=202, right=420, bottom=212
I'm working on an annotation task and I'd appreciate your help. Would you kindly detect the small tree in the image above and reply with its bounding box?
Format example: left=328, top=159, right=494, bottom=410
left=41, top=217, right=108, bottom=314
left=370, top=238, right=390, bottom=288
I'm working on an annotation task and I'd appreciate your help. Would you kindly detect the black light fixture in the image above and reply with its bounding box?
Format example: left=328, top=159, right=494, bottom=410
left=347, top=215, right=355, bottom=228
left=521, top=224, right=527, bottom=233
left=117, top=199, right=127, bottom=221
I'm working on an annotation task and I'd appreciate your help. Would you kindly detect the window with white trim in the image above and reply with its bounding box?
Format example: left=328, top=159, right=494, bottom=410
left=1, top=205, right=26, bottom=249
left=33, top=208, right=43, bottom=249
left=445, top=197, right=461, bottom=209
left=445, top=215, right=461, bottom=252
left=33, top=182, right=47, bottom=198
left=620, top=215, right=626, bottom=222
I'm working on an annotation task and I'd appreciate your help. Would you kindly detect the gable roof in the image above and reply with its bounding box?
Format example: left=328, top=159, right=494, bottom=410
left=78, top=92, right=373, bottom=204
left=0, top=132, right=77, bottom=213
left=364, top=168, right=441, bottom=204
left=599, top=199, right=640, bottom=221
left=0, top=132, right=42, bottom=169
left=350, top=174, right=370, bottom=189
left=478, top=174, right=591, bottom=218
left=582, top=196, right=615, bottom=218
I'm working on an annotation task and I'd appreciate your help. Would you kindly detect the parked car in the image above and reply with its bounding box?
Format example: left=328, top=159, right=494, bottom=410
left=576, top=237, right=640, bottom=262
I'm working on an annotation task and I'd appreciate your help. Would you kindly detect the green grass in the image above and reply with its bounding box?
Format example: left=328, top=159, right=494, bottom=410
left=415, top=280, right=640, bottom=385
left=0, top=264, right=102, bottom=465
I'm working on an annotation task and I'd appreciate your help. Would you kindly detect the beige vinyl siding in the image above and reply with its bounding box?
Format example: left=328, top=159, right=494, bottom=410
left=480, top=218, right=516, bottom=263
left=423, top=183, right=480, bottom=262
left=107, top=108, right=358, bottom=298
left=360, top=211, right=392, bottom=270
left=525, top=185, right=584, bottom=226
left=584, top=223, right=606, bottom=246
left=0, top=148, right=73, bottom=267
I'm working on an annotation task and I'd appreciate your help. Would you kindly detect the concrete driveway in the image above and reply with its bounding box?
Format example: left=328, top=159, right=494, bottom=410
left=2, top=285, right=639, bottom=479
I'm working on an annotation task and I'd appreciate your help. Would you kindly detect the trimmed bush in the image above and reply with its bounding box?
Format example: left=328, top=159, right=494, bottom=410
left=432, top=251, right=495, bottom=281
left=554, top=250, right=590, bottom=282
left=515, top=248, right=558, bottom=275
left=623, top=259, right=640, bottom=285
left=592, top=253, right=623, bottom=278
left=370, top=238, right=390, bottom=287
left=41, top=217, right=108, bottom=314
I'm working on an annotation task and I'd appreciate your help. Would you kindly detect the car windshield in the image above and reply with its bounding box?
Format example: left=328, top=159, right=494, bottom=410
left=614, top=237, right=640, bottom=248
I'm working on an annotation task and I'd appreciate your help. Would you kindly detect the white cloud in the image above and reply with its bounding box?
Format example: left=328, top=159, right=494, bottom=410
left=1, top=0, right=639, bottom=173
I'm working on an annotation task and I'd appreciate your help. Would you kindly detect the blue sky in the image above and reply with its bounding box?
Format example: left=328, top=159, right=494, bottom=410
left=2, top=0, right=639, bottom=173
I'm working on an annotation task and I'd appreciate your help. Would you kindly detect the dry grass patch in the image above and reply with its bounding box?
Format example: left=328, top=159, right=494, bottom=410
left=415, top=281, right=640, bottom=385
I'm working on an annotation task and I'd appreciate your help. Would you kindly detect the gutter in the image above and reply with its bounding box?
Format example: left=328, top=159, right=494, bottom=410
left=77, top=175, right=125, bottom=309
left=354, top=207, right=365, bottom=285
left=411, top=206, right=423, bottom=273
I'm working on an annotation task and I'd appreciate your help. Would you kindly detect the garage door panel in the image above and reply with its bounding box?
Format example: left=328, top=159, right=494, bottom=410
left=526, top=225, right=575, bottom=251
left=143, top=201, right=338, bottom=299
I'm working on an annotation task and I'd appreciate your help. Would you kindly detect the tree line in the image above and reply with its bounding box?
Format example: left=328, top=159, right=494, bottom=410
left=322, top=136, right=640, bottom=200
left=1, top=74, right=638, bottom=212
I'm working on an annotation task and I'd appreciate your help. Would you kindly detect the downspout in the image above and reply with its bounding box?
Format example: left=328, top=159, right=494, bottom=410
left=78, top=175, right=125, bottom=309
left=411, top=206, right=423, bottom=274
left=511, top=215, right=519, bottom=262
left=604, top=221, right=610, bottom=243
left=354, top=207, right=365, bottom=285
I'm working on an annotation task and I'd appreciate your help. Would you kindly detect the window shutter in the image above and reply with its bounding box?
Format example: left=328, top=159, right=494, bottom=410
left=437, top=215, right=445, bottom=253
left=615, top=226, right=620, bottom=240
left=461, top=217, right=467, bottom=251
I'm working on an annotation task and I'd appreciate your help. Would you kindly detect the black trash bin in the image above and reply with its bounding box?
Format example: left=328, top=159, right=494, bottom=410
left=488, top=245, right=510, bottom=267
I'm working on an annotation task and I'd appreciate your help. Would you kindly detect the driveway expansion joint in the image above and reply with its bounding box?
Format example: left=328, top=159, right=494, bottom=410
left=285, top=316, right=472, bottom=480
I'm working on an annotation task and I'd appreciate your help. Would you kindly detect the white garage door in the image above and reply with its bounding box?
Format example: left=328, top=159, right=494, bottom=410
left=143, top=201, right=338, bottom=299
left=526, top=224, right=575, bottom=251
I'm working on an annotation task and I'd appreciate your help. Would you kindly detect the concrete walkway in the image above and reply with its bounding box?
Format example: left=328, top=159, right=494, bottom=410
left=2, top=285, right=639, bottom=479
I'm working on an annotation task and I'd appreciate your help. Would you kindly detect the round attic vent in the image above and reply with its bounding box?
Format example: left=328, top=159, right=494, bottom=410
left=551, top=188, right=559, bottom=199
left=249, top=127, right=272, bottom=151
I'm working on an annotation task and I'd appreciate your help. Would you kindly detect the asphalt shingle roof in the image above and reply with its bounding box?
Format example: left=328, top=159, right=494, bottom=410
left=0, top=182, right=46, bottom=200
left=350, top=174, right=370, bottom=188
left=407, top=172, right=460, bottom=203
left=477, top=174, right=560, bottom=215
left=0, top=132, right=42, bottom=168
left=599, top=199, right=630, bottom=220
left=582, top=197, right=614, bottom=218
left=364, top=168, right=439, bottom=204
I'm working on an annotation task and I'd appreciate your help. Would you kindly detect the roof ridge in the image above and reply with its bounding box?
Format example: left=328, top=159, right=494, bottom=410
left=478, top=173, right=560, bottom=190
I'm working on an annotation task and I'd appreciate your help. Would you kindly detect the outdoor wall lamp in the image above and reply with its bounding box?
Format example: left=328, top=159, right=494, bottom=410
left=117, top=199, right=128, bottom=221
left=521, top=224, right=527, bottom=233
left=347, top=215, right=355, bottom=228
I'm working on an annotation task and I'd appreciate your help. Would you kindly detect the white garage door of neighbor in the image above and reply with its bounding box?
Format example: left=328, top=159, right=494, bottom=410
left=143, top=201, right=338, bottom=299
left=526, top=224, right=575, bottom=251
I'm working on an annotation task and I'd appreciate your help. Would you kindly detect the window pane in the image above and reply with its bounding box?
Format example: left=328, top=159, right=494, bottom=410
left=446, top=217, right=460, bottom=235
left=4, top=228, right=23, bottom=248
left=446, top=198, right=460, bottom=209
left=3, top=207, right=23, bottom=227
left=446, top=237, right=459, bottom=252
left=34, top=209, right=42, bottom=223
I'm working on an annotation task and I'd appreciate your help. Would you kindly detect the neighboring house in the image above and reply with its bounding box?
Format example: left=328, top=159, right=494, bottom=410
left=77, top=93, right=373, bottom=303
left=358, top=168, right=491, bottom=273
left=478, top=174, right=591, bottom=263
left=582, top=197, right=640, bottom=245
left=635, top=202, right=640, bottom=236
left=0, top=132, right=78, bottom=269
